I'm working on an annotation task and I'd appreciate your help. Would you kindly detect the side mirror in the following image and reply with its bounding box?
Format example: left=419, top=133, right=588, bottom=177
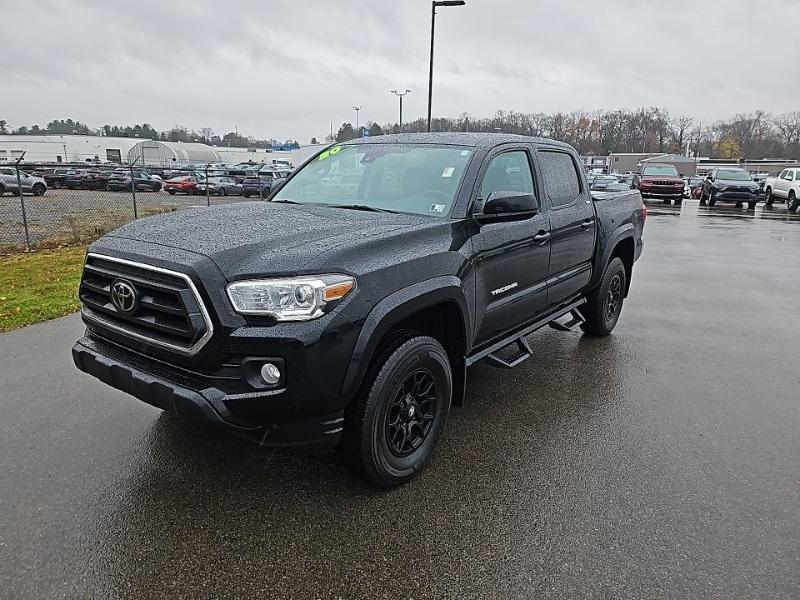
left=474, top=191, right=538, bottom=223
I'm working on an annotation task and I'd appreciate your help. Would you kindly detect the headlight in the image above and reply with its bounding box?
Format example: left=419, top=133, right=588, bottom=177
left=226, top=275, right=356, bottom=321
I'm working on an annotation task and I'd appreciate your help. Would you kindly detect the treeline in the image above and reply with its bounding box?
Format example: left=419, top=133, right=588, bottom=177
left=334, top=108, right=800, bottom=160
left=0, top=119, right=298, bottom=150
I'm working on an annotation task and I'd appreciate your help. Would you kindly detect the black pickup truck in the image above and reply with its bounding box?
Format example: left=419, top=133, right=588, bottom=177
left=72, top=133, right=645, bottom=486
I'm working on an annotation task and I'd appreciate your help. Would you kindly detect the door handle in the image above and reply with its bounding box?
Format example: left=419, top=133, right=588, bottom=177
left=581, top=219, right=594, bottom=229
left=533, top=231, right=551, bottom=244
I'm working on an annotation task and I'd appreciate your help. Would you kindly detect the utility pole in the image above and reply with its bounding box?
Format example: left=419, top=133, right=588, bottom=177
left=353, top=106, right=362, bottom=132
left=390, top=89, right=411, bottom=132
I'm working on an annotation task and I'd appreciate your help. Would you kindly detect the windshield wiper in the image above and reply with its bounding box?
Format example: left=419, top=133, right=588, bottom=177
left=328, top=204, right=399, bottom=214
left=271, top=199, right=301, bottom=204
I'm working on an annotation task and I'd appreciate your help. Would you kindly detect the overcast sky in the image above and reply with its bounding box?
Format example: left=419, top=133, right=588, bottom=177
left=4, top=0, right=799, bottom=142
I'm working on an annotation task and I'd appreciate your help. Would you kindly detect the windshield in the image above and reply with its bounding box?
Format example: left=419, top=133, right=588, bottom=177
left=716, top=169, right=751, bottom=181
left=642, top=165, right=679, bottom=177
left=272, top=143, right=474, bottom=217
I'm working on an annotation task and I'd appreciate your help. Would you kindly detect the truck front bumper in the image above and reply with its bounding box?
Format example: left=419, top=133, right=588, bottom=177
left=72, top=335, right=344, bottom=449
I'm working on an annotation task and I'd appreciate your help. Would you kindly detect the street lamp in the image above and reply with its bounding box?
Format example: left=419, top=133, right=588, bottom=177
left=353, top=106, right=363, bottom=132
left=427, top=0, right=465, bottom=133
left=390, top=89, right=411, bottom=132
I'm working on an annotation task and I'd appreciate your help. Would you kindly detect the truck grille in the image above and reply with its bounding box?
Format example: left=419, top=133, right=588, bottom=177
left=79, top=253, right=213, bottom=355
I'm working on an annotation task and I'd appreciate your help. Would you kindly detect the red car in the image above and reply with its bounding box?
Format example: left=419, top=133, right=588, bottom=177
left=164, top=176, right=198, bottom=195
left=633, top=164, right=685, bottom=205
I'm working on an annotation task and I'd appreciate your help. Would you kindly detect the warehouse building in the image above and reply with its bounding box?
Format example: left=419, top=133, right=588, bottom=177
left=0, top=135, right=303, bottom=166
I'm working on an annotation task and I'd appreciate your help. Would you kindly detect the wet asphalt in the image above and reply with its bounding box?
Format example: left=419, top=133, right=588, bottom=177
left=1, top=199, right=799, bottom=599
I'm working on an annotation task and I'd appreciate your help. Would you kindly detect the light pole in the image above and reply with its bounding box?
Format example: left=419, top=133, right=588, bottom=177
left=353, top=106, right=362, bottom=133
left=390, top=89, right=411, bottom=132
left=427, top=0, right=465, bottom=133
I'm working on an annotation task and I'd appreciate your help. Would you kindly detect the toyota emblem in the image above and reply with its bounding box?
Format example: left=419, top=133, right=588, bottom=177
left=110, top=280, right=137, bottom=313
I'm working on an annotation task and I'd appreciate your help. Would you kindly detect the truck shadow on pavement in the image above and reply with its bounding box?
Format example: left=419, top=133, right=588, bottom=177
left=92, top=329, right=633, bottom=595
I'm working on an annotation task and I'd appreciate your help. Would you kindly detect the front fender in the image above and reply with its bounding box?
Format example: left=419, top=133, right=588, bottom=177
left=339, top=276, right=471, bottom=400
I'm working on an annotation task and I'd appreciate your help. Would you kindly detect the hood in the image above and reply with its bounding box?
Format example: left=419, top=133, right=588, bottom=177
left=105, top=201, right=448, bottom=279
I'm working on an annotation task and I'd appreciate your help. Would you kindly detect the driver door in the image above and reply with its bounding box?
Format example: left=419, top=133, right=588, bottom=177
left=471, top=147, right=551, bottom=345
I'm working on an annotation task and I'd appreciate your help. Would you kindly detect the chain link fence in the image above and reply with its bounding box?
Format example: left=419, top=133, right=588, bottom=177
left=0, top=160, right=278, bottom=251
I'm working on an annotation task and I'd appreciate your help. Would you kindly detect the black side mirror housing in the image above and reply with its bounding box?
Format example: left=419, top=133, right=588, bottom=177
left=474, top=191, right=538, bottom=223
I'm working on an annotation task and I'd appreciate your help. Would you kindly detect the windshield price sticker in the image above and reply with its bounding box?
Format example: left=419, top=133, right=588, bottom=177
left=317, top=145, right=343, bottom=161
left=430, top=204, right=446, bottom=214
left=441, top=167, right=455, bottom=178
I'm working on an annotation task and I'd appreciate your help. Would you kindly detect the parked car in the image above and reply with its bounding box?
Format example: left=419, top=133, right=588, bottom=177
left=40, top=168, right=74, bottom=188
left=685, top=176, right=704, bottom=198
left=700, top=168, right=761, bottom=209
left=633, top=164, right=685, bottom=205
left=164, top=175, right=199, bottom=195
left=0, top=167, right=48, bottom=196
left=588, top=174, right=620, bottom=191
left=108, top=169, right=162, bottom=192
left=241, top=176, right=275, bottom=198
left=196, top=176, right=242, bottom=196
left=764, top=168, right=800, bottom=211
left=72, top=133, right=645, bottom=487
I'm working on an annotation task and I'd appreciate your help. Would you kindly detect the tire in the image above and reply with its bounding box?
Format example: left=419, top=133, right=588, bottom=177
left=0, top=184, right=5, bottom=196
left=789, top=191, right=799, bottom=212
left=699, top=188, right=707, bottom=206
left=168, top=189, right=176, bottom=195
left=735, top=202, right=743, bottom=208
left=764, top=187, right=773, bottom=206
left=218, top=187, right=226, bottom=196
left=674, top=198, right=682, bottom=206
left=708, top=191, right=716, bottom=207
left=243, top=193, right=250, bottom=198
left=32, top=183, right=45, bottom=196
left=580, top=257, right=627, bottom=337
left=344, top=335, right=452, bottom=487
left=662, top=199, right=671, bottom=205
left=748, top=200, right=757, bottom=210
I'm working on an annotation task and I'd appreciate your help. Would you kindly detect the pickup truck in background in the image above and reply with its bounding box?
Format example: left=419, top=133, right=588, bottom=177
left=72, top=133, right=645, bottom=487
left=764, top=167, right=800, bottom=211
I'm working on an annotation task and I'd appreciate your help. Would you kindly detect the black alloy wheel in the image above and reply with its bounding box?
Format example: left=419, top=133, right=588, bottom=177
left=344, top=335, right=452, bottom=487
left=385, top=369, right=438, bottom=457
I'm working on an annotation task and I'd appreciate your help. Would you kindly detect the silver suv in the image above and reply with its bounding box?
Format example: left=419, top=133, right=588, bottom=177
left=0, top=167, right=48, bottom=196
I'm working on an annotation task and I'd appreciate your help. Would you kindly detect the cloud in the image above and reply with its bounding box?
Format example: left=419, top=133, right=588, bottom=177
left=3, top=0, right=798, bottom=142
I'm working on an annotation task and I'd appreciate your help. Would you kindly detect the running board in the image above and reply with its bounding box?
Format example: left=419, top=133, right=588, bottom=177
left=466, top=298, right=585, bottom=370
left=547, top=308, right=586, bottom=332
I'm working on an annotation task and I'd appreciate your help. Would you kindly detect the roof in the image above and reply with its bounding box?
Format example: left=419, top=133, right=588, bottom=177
left=348, top=132, right=574, bottom=150
left=640, top=153, right=698, bottom=164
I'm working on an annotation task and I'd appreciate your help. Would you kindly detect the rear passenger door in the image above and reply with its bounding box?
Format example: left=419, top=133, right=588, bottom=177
left=535, top=148, right=596, bottom=308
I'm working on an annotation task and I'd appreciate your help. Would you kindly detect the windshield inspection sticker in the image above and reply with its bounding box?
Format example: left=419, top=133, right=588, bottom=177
left=430, top=204, right=446, bottom=214
left=441, top=167, right=455, bottom=178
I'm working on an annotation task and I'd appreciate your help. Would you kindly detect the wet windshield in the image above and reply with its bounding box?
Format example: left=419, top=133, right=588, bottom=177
left=271, top=143, right=474, bottom=217
left=716, top=169, right=752, bottom=181
left=642, top=165, right=679, bottom=176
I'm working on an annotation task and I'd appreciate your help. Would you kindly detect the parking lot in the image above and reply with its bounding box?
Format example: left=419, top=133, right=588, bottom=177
left=0, top=188, right=249, bottom=247
left=0, top=199, right=798, bottom=598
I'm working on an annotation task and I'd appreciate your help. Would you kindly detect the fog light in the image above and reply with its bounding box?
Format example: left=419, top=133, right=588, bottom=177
left=260, top=362, right=281, bottom=385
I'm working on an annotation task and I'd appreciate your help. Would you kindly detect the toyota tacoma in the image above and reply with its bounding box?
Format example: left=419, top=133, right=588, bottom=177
left=72, top=133, right=645, bottom=487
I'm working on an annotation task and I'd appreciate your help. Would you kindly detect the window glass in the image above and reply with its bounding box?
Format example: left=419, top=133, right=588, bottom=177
left=642, top=165, right=679, bottom=177
left=273, top=144, right=473, bottom=218
left=539, top=151, right=581, bottom=206
left=787, top=171, right=794, bottom=181
left=480, top=151, right=534, bottom=199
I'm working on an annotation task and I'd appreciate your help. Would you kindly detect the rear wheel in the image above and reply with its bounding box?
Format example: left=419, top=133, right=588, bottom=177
left=708, top=191, right=716, bottom=207
left=764, top=187, right=773, bottom=206
left=580, top=257, right=627, bottom=337
left=789, top=191, right=799, bottom=212
left=32, top=183, right=46, bottom=196
left=218, top=187, right=226, bottom=196
left=168, top=189, right=176, bottom=195
left=343, top=335, right=452, bottom=487
left=748, top=200, right=757, bottom=210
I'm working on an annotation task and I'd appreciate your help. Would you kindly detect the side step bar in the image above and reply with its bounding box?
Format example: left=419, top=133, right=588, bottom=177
left=466, top=298, right=585, bottom=370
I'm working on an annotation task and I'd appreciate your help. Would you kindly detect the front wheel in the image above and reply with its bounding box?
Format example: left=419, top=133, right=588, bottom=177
left=789, top=191, right=799, bottom=212
left=32, top=183, right=46, bottom=196
left=748, top=200, right=757, bottom=210
left=344, top=335, right=452, bottom=487
left=580, top=257, right=627, bottom=337
left=764, top=188, right=773, bottom=206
